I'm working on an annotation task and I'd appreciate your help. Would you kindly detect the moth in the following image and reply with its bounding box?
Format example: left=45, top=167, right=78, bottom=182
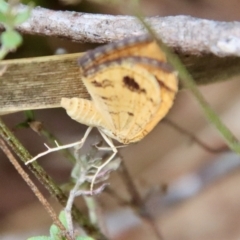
left=61, top=35, right=178, bottom=190
left=61, top=35, right=178, bottom=144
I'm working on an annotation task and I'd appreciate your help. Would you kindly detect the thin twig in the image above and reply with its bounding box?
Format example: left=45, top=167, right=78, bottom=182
left=162, top=119, right=228, bottom=153
left=141, top=212, right=165, bottom=240
left=24, top=118, right=76, bottom=163
left=25, top=138, right=85, bottom=164
left=0, top=138, right=73, bottom=240
left=104, top=186, right=130, bottom=206
left=118, top=156, right=164, bottom=240
left=119, top=159, right=142, bottom=207
left=65, top=172, right=85, bottom=237
left=25, top=126, right=91, bottom=164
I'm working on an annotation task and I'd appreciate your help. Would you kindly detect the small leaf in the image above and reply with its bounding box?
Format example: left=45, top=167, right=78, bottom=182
left=50, top=211, right=69, bottom=239
left=71, top=159, right=82, bottom=179
left=14, top=121, right=29, bottom=129
left=50, top=224, right=60, bottom=239
left=0, top=12, right=7, bottom=24
left=1, top=30, right=22, bottom=49
left=59, top=211, right=68, bottom=229
left=14, top=9, right=31, bottom=25
left=0, top=0, right=8, bottom=13
left=24, top=110, right=35, bottom=121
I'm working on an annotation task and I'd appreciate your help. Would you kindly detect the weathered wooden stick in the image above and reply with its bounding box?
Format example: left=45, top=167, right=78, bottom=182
left=1, top=52, right=240, bottom=115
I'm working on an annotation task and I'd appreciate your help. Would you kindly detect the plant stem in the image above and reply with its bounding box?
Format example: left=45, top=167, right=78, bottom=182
left=136, top=15, right=240, bottom=154
left=0, top=138, right=73, bottom=240
left=0, top=118, right=107, bottom=239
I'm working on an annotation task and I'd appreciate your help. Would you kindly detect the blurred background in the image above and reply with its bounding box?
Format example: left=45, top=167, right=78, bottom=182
left=1, top=0, right=240, bottom=239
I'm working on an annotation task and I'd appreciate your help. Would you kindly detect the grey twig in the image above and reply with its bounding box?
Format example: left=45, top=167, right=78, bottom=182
left=10, top=4, right=240, bottom=56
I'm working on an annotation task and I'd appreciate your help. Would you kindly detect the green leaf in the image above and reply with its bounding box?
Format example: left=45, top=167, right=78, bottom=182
left=0, top=47, right=8, bottom=59
left=14, top=122, right=29, bottom=129
left=50, top=211, right=68, bottom=239
left=71, top=158, right=82, bottom=179
left=0, top=12, right=7, bottom=24
left=24, top=110, right=35, bottom=121
left=59, top=211, right=68, bottom=229
left=14, top=10, right=31, bottom=25
left=27, top=236, right=52, bottom=240
left=0, top=0, right=8, bottom=13
left=50, top=224, right=60, bottom=239
left=1, top=30, right=22, bottom=49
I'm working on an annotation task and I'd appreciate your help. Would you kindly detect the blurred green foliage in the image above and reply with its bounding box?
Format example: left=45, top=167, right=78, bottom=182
left=28, top=211, right=95, bottom=240
left=0, top=0, right=32, bottom=59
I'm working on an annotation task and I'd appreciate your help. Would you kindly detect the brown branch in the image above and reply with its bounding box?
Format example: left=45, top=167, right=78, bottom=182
left=9, top=4, right=240, bottom=57
left=119, top=160, right=143, bottom=207
left=0, top=137, right=73, bottom=240
left=1, top=52, right=240, bottom=115
left=0, top=53, right=89, bottom=114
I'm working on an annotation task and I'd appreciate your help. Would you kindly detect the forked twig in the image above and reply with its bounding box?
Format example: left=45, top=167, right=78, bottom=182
left=25, top=126, right=93, bottom=165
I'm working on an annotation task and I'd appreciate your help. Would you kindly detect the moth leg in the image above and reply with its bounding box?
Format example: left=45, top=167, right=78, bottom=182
left=90, top=129, right=118, bottom=193
left=95, top=143, right=127, bottom=151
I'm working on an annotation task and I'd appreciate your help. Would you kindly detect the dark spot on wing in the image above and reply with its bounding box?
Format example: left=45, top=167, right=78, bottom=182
left=123, top=76, right=146, bottom=93
left=128, top=112, right=134, bottom=116
left=101, top=95, right=119, bottom=101
left=123, top=76, right=139, bottom=90
left=91, top=80, right=102, bottom=87
left=91, top=79, right=114, bottom=88
left=101, top=96, right=109, bottom=100
left=109, top=111, right=118, bottom=115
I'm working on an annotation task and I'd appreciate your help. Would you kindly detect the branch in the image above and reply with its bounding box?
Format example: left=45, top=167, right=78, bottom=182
left=1, top=4, right=240, bottom=115
left=0, top=138, right=73, bottom=240
left=0, top=118, right=107, bottom=239
left=8, top=4, right=240, bottom=57
left=1, top=52, right=240, bottom=115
